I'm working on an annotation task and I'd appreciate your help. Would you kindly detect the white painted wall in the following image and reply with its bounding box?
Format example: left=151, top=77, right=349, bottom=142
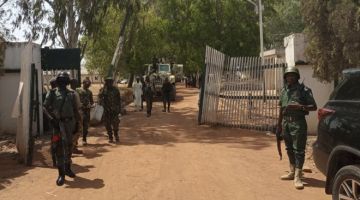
left=284, top=33, right=308, bottom=67
left=0, top=73, right=20, bottom=134
left=296, top=66, right=334, bottom=134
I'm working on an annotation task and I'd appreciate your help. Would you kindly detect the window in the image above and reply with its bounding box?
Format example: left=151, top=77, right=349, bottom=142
left=159, top=64, right=170, bottom=72
left=333, top=77, right=360, bottom=100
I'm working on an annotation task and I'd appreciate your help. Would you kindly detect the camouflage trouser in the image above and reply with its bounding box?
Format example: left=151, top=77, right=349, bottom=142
left=104, top=113, right=120, bottom=138
left=72, top=116, right=83, bottom=148
left=146, top=97, right=153, bottom=114
left=163, top=93, right=170, bottom=110
left=282, top=117, right=307, bottom=169
left=82, top=109, right=91, bottom=141
left=53, top=120, right=75, bottom=168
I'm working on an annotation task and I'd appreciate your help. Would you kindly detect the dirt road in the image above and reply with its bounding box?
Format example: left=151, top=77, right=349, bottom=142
left=0, top=85, right=329, bottom=200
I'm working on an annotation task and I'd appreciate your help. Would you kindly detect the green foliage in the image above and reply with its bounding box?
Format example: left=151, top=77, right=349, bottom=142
left=15, top=0, right=126, bottom=47
left=84, top=0, right=310, bottom=76
left=0, top=0, right=15, bottom=40
left=301, top=0, right=360, bottom=82
left=83, top=7, right=123, bottom=76
left=264, top=0, right=304, bottom=49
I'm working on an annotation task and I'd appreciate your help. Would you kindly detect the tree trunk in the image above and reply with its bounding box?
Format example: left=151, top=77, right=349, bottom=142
left=111, top=0, right=133, bottom=79
left=127, top=73, right=134, bottom=88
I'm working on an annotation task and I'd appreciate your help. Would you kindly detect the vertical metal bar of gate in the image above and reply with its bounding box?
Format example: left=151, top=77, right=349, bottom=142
left=201, top=47, right=210, bottom=124
left=200, top=46, right=286, bottom=132
left=240, top=57, right=248, bottom=128
left=235, top=57, right=241, bottom=127
left=229, top=59, right=236, bottom=127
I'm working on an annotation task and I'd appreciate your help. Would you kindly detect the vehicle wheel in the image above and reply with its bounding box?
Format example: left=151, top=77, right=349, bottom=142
left=332, top=165, right=360, bottom=200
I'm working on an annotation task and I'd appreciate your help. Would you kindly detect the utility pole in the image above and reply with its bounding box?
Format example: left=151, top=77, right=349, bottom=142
left=246, top=0, right=264, bottom=59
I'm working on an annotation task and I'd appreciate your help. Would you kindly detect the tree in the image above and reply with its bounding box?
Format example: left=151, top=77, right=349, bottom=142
left=0, top=0, right=15, bottom=39
left=301, top=0, right=360, bottom=82
left=264, top=0, right=305, bottom=49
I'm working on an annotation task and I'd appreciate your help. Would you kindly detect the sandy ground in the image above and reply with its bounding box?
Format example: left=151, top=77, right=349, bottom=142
left=0, top=84, right=329, bottom=200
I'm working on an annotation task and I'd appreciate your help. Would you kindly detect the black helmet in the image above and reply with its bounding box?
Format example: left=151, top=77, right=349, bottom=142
left=56, top=71, right=70, bottom=84
left=284, top=66, right=300, bottom=79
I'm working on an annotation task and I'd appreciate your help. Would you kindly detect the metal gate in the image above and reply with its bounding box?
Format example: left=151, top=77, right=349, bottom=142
left=199, top=46, right=286, bottom=131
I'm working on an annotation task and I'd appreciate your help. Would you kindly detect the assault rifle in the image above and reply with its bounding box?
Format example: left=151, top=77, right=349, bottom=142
left=273, top=126, right=283, bottom=160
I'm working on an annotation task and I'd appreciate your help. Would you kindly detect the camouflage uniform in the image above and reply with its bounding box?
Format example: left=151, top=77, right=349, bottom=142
left=99, top=85, right=121, bottom=142
left=69, top=79, right=83, bottom=153
left=279, top=83, right=316, bottom=169
left=279, top=66, right=317, bottom=189
left=162, top=80, right=172, bottom=112
left=43, top=72, right=81, bottom=186
left=144, top=80, right=153, bottom=117
left=76, top=87, right=94, bottom=143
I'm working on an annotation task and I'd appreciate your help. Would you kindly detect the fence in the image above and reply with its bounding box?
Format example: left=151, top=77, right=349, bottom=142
left=199, top=46, right=286, bottom=131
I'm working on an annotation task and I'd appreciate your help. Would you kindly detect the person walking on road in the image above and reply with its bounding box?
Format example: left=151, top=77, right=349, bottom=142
left=132, top=76, right=143, bottom=112
left=70, top=79, right=83, bottom=154
left=277, top=66, right=317, bottom=190
left=144, top=76, right=153, bottom=117
left=76, top=79, right=94, bottom=145
left=99, top=76, right=121, bottom=143
left=162, top=77, right=173, bottom=112
left=43, top=72, right=81, bottom=186
left=140, top=76, right=145, bottom=111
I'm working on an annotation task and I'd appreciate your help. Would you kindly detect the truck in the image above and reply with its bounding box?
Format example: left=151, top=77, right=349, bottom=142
left=144, top=63, right=182, bottom=101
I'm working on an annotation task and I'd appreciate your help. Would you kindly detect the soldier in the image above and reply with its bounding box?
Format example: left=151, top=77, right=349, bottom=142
left=47, top=78, right=57, bottom=167
left=161, top=77, right=172, bottom=112
left=144, top=76, right=153, bottom=117
left=99, top=77, right=121, bottom=143
left=277, top=66, right=317, bottom=189
left=70, top=79, right=83, bottom=154
left=140, top=76, right=146, bottom=111
left=43, top=72, right=81, bottom=186
left=76, top=79, right=94, bottom=145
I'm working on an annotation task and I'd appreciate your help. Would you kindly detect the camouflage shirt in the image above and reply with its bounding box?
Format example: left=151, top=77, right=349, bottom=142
left=279, top=83, right=317, bottom=116
left=44, top=88, right=80, bottom=119
left=98, top=86, right=121, bottom=115
left=76, top=87, right=94, bottom=110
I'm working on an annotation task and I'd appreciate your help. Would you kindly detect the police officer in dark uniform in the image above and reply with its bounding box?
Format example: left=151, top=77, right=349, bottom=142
left=277, top=66, right=317, bottom=189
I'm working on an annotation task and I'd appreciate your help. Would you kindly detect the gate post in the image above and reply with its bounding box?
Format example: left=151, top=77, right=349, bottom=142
left=198, top=64, right=206, bottom=125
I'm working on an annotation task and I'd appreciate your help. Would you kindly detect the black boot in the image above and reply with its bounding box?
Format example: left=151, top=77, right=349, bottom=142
left=56, top=167, right=65, bottom=186
left=114, top=132, right=120, bottom=143
left=65, top=163, right=76, bottom=178
left=108, top=132, right=114, bottom=143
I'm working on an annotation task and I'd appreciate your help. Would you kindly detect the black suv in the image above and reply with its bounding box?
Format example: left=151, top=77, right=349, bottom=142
left=313, top=68, right=360, bottom=200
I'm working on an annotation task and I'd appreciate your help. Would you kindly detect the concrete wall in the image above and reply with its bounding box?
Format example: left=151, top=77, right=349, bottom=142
left=296, top=66, right=334, bottom=134
left=0, top=73, right=20, bottom=135
left=284, top=33, right=308, bottom=67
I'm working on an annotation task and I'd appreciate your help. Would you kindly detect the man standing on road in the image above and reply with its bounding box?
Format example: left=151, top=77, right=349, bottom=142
left=132, top=76, right=143, bottom=112
left=43, top=72, right=81, bottom=186
left=99, top=77, right=121, bottom=143
left=76, top=79, right=94, bottom=145
left=162, top=77, right=172, bottom=112
left=277, top=66, right=317, bottom=189
left=144, top=76, right=153, bottom=117
left=70, top=79, right=83, bottom=154
left=140, top=76, right=146, bottom=111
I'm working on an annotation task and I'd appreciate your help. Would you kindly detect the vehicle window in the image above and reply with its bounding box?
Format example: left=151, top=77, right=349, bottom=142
left=333, top=77, right=360, bottom=100
left=159, top=64, right=170, bottom=72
